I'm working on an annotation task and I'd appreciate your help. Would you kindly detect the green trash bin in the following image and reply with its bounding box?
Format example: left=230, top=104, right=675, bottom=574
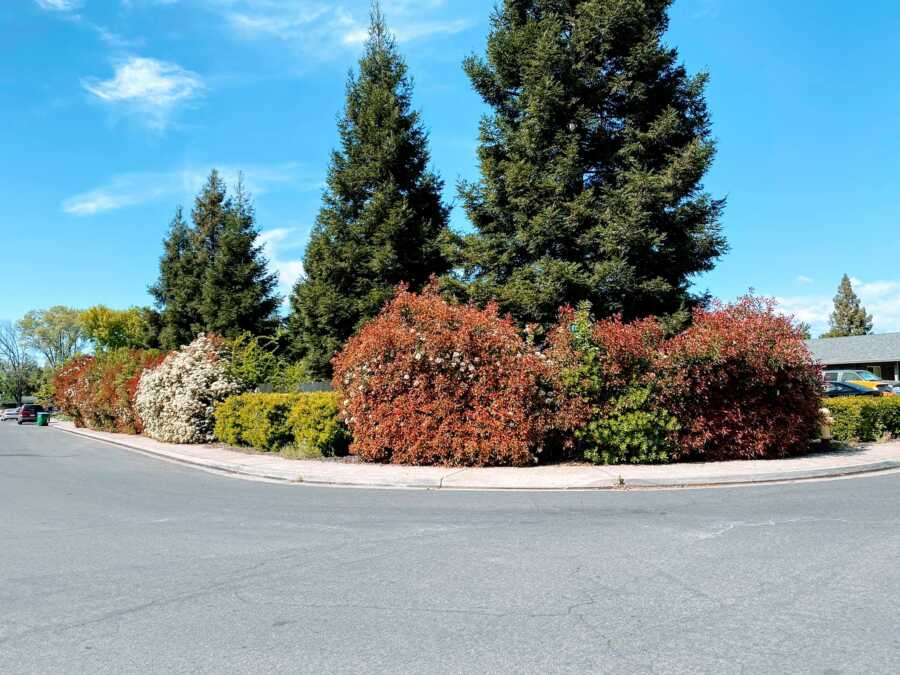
left=36, top=412, right=49, bottom=427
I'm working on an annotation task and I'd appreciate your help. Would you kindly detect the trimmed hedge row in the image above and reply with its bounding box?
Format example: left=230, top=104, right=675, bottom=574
left=826, top=396, right=900, bottom=442
left=213, top=392, right=349, bottom=458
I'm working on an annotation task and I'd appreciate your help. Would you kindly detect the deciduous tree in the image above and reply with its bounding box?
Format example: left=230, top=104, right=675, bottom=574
left=17, top=306, right=87, bottom=368
left=81, top=305, right=156, bottom=350
left=0, top=322, right=39, bottom=404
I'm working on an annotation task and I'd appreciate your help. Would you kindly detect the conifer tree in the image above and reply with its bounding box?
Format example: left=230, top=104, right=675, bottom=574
left=150, top=207, right=199, bottom=349
left=201, top=178, right=281, bottom=337
left=456, top=0, right=727, bottom=330
left=821, top=274, right=873, bottom=338
left=289, top=5, right=451, bottom=377
left=151, top=171, right=281, bottom=348
left=193, top=169, right=229, bottom=272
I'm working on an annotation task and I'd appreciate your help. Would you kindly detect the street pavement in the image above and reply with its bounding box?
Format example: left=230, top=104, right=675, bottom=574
left=2, top=422, right=900, bottom=674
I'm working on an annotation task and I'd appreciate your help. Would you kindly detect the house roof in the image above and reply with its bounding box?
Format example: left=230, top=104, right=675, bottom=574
left=806, top=333, right=900, bottom=365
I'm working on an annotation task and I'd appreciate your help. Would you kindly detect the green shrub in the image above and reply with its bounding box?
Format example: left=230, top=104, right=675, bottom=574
left=547, top=306, right=678, bottom=464
left=213, top=391, right=348, bottom=457
left=225, top=334, right=282, bottom=390
left=580, top=386, right=680, bottom=465
left=239, top=394, right=298, bottom=452
left=214, top=393, right=297, bottom=452
left=826, top=396, right=900, bottom=442
left=225, top=333, right=308, bottom=392
left=212, top=396, right=247, bottom=446
left=285, top=392, right=350, bottom=459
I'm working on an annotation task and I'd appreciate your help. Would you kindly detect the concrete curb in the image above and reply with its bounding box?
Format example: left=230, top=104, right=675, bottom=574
left=49, top=421, right=900, bottom=491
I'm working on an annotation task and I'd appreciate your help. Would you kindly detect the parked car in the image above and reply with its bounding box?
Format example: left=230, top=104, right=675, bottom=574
left=16, top=404, right=44, bottom=425
left=823, top=369, right=895, bottom=393
left=1, top=407, right=20, bottom=422
left=823, top=381, right=882, bottom=398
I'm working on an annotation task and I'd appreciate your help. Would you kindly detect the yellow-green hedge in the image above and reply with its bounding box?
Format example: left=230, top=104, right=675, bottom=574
left=825, top=396, right=900, bottom=442
left=213, top=392, right=349, bottom=457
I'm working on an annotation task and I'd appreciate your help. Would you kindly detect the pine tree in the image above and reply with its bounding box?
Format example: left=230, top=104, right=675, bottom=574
left=288, top=5, right=451, bottom=377
left=455, top=0, right=727, bottom=330
left=150, top=171, right=281, bottom=348
left=192, top=169, right=229, bottom=273
left=150, top=207, right=199, bottom=349
left=201, top=177, right=281, bottom=337
left=821, top=274, right=873, bottom=338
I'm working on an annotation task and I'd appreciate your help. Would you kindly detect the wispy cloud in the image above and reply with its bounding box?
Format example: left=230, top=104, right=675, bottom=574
left=34, top=0, right=143, bottom=49
left=775, top=295, right=832, bottom=329
left=62, top=162, right=321, bottom=216
left=258, top=228, right=307, bottom=295
left=795, top=275, right=813, bottom=285
left=82, top=56, right=203, bottom=129
left=121, top=0, right=180, bottom=6
left=213, top=0, right=473, bottom=54
left=34, top=0, right=82, bottom=11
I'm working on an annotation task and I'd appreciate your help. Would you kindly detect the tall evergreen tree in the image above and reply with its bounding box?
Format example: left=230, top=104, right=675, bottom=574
left=202, top=177, right=281, bottom=337
left=192, top=169, right=229, bottom=273
left=821, top=274, right=873, bottom=338
left=289, top=5, right=451, bottom=377
left=150, top=207, right=199, bottom=349
left=150, top=171, right=281, bottom=348
left=456, top=0, right=727, bottom=330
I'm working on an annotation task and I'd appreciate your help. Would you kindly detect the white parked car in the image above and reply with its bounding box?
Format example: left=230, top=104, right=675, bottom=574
left=1, top=407, right=21, bottom=422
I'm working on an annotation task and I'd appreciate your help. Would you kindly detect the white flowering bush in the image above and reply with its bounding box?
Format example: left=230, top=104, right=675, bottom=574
left=135, top=334, right=241, bottom=444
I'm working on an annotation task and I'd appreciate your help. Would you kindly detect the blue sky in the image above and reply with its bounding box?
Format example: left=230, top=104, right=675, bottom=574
left=3, top=0, right=899, bottom=337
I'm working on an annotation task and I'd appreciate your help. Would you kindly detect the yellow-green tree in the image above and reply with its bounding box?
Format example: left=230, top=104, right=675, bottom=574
left=80, top=306, right=156, bottom=351
left=18, top=306, right=87, bottom=368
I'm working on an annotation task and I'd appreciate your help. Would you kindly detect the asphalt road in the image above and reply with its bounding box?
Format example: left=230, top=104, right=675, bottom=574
left=2, top=423, right=900, bottom=674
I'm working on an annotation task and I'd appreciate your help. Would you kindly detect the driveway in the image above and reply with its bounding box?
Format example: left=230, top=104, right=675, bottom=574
left=2, top=422, right=899, bottom=673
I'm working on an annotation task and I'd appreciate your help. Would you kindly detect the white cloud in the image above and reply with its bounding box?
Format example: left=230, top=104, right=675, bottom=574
left=82, top=56, right=203, bottom=129
left=35, top=0, right=82, bottom=11
left=774, top=295, right=832, bottom=328
left=121, top=0, right=180, bottom=6
left=62, top=162, right=320, bottom=216
left=776, top=277, right=900, bottom=335
left=258, top=228, right=307, bottom=294
left=63, top=177, right=171, bottom=215
left=795, top=275, right=813, bottom=285
left=213, top=0, right=472, bottom=53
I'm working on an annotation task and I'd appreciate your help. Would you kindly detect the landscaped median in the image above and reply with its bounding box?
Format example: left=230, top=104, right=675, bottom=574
left=48, top=419, right=900, bottom=489
left=47, top=287, right=900, bottom=481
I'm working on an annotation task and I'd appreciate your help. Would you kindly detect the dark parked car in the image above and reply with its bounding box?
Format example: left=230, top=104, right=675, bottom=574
left=16, top=404, right=45, bottom=425
left=824, top=382, right=881, bottom=398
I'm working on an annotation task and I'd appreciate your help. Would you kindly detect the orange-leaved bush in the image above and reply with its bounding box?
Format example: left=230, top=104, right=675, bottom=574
left=53, top=355, right=95, bottom=428
left=661, top=296, right=823, bottom=461
left=52, top=349, right=166, bottom=433
left=332, top=284, right=562, bottom=466
left=546, top=307, right=678, bottom=464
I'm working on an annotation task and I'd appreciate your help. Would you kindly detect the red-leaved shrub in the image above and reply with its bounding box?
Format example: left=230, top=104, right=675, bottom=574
left=53, top=349, right=166, bottom=433
left=53, top=355, right=95, bottom=428
left=546, top=308, right=677, bottom=464
left=333, top=284, right=561, bottom=466
left=660, top=297, right=823, bottom=461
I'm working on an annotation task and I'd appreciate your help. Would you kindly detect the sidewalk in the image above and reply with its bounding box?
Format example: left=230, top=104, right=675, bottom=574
left=50, top=420, right=900, bottom=490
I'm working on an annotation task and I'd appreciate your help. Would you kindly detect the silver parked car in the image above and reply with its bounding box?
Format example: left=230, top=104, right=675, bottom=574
left=1, top=407, right=21, bottom=422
